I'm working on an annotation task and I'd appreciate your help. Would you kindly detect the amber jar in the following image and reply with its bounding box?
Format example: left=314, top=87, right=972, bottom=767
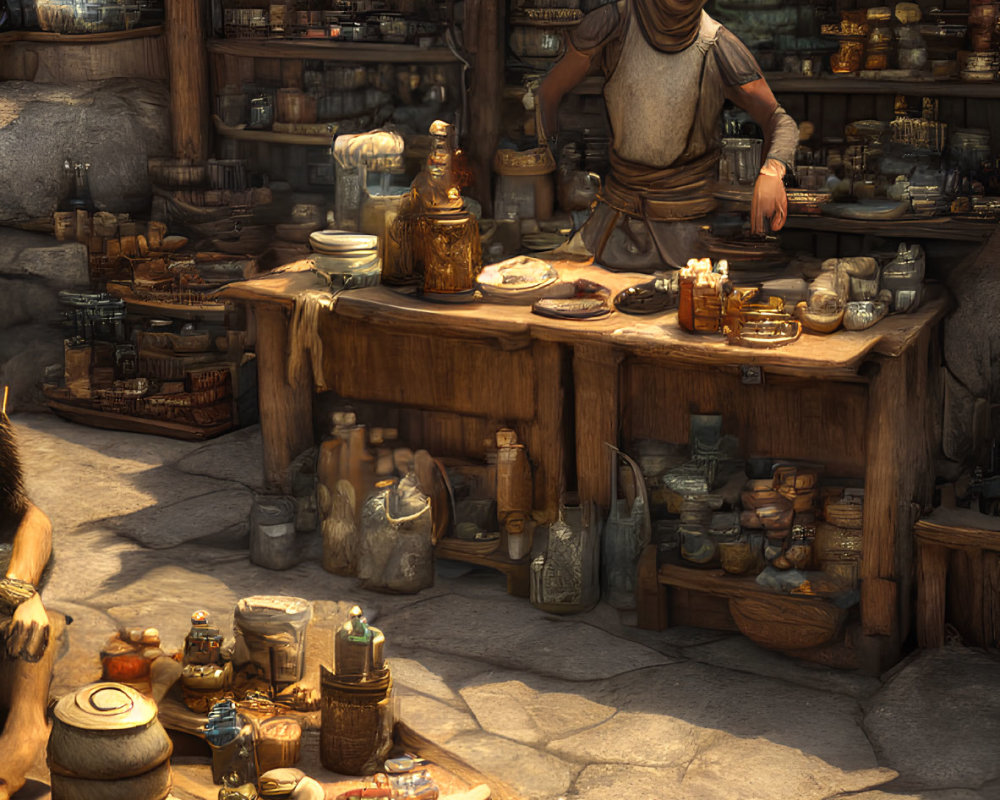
left=830, top=40, right=864, bottom=74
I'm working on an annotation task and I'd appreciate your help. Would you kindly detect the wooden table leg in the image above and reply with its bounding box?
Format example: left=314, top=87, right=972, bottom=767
left=573, top=344, right=623, bottom=510
left=637, top=543, right=668, bottom=631
left=525, top=340, right=568, bottom=523
left=253, top=303, right=314, bottom=493
left=916, top=539, right=950, bottom=648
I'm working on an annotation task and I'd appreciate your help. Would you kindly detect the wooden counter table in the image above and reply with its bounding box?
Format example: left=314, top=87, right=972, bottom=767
left=220, top=261, right=949, bottom=668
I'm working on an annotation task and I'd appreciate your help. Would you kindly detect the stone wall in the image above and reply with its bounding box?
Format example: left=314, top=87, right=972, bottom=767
left=0, top=76, right=171, bottom=410
left=0, top=78, right=171, bottom=223
left=0, top=229, right=89, bottom=411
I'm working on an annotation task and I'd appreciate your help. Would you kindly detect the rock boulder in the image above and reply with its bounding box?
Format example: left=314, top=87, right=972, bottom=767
left=0, top=78, right=170, bottom=221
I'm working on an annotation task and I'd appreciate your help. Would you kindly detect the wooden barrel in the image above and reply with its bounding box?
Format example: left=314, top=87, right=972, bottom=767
left=319, top=665, right=394, bottom=775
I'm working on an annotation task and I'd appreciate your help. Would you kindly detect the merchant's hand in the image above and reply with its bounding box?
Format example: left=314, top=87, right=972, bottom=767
left=751, top=159, right=788, bottom=234
left=4, top=593, right=50, bottom=663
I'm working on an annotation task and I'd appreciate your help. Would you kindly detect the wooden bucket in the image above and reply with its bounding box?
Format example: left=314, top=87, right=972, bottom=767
left=255, top=716, right=303, bottom=773
left=319, top=665, right=394, bottom=775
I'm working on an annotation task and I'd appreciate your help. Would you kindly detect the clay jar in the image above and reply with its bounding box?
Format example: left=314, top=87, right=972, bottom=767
left=48, top=682, right=173, bottom=800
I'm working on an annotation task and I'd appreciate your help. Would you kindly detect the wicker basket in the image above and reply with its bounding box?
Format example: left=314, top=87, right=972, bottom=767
left=319, top=665, right=394, bottom=776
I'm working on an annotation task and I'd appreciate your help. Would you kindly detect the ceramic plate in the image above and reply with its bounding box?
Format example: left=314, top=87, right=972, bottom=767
left=821, top=200, right=911, bottom=220
left=309, top=230, right=378, bottom=254
left=533, top=296, right=610, bottom=319
left=477, top=256, right=558, bottom=295
left=522, top=232, right=567, bottom=251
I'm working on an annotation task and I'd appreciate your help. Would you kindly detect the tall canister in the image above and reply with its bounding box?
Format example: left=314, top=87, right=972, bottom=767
left=48, top=682, right=173, bottom=800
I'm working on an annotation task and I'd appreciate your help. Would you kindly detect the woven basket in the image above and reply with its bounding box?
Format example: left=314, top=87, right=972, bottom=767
left=319, top=665, right=394, bottom=776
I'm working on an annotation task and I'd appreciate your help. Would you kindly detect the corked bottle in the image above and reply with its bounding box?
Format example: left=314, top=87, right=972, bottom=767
left=496, top=428, right=533, bottom=560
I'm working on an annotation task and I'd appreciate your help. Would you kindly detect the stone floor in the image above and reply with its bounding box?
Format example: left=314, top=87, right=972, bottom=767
left=8, top=412, right=1000, bottom=800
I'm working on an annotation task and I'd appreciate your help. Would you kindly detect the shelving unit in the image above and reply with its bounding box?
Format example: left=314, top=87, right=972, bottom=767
left=783, top=214, right=997, bottom=242
left=0, top=25, right=163, bottom=43
left=205, top=7, right=468, bottom=192
left=206, top=37, right=460, bottom=63
left=764, top=73, right=1000, bottom=99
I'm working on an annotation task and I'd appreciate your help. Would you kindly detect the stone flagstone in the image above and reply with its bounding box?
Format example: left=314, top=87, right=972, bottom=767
left=459, top=675, right=616, bottom=745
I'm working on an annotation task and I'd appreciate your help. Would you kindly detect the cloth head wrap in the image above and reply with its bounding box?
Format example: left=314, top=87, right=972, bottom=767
left=632, top=0, right=707, bottom=52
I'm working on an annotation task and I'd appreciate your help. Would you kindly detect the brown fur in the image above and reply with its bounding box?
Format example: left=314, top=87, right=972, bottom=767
left=0, top=416, right=27, bottom=543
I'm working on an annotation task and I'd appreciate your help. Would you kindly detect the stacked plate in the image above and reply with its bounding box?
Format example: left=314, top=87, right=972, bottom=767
left=308, top=230, right=381, bottom=290
left=309, top=230, right=378, bottom=255
left=907, top=183, right=949, bottom=216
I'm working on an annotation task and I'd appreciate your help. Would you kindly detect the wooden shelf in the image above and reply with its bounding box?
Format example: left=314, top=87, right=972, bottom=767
left=784, top=214, right=997, bottom=242
left=207, top=37, right=460, bottom=63
left=435, top=537, right=530, bottom=596
left=45, top=395, right=233, bottom=441
left=213, top=114, right=332, bottom=146
left=764, top=73, right=1000, bottom=98
left=571, top=73, right=1000, bottom=98
left=0, top=25, right=163, bottom=44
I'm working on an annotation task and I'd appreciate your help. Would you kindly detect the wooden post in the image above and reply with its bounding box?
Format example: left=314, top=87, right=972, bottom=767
left=916, top=539, right=950, bottom=648
left=464, top=0, right=502, bottom=215
left=166, top=0, right=210, bottom=161
left=637, top=543, right=668, bottom=631
left=253, top=304, right=315, bottom=493
left=524, top=340, right=568, bottom=523
left=985, top=551, right=1000, bottom=649
left=573, top=344, right=623, bottom=511
left=859, top=329, right=933, bottom=668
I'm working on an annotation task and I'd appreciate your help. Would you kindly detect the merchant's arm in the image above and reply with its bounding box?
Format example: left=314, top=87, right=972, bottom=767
left=537, top=45, right=593, bottom=145
left=725, top=78, right=798, bottom=233
left=2, top=502, right=52, bottom=662
left=537, top=0, right=619, bottom=145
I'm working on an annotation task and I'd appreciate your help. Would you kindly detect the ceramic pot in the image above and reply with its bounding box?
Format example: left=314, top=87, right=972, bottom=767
left=49, top=683, right=172, bottom=782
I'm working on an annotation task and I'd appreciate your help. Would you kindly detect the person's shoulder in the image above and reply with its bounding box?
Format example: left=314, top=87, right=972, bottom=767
left=707, top=16, right=763, bottom=84
left=571, top=0, right=624, bottom=53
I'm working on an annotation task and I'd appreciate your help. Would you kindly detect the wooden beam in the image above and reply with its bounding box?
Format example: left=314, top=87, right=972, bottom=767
left=465, top=0, right=502, bottom=214
left=166, top=0, right=210, bottom=161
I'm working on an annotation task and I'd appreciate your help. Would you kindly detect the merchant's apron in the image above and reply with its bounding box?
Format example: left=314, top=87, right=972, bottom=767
left=576, top=7, right=728, bottom=271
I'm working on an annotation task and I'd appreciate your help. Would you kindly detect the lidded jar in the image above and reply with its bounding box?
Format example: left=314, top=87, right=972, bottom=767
left=48, top=682, right=173, bottom=800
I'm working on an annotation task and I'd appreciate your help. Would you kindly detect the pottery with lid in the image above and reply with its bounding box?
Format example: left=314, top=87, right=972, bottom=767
left=48, top=682, right=173, bottom=799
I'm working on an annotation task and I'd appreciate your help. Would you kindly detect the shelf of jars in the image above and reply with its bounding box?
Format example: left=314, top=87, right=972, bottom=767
left=206, top=37, right=460, bottom=62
